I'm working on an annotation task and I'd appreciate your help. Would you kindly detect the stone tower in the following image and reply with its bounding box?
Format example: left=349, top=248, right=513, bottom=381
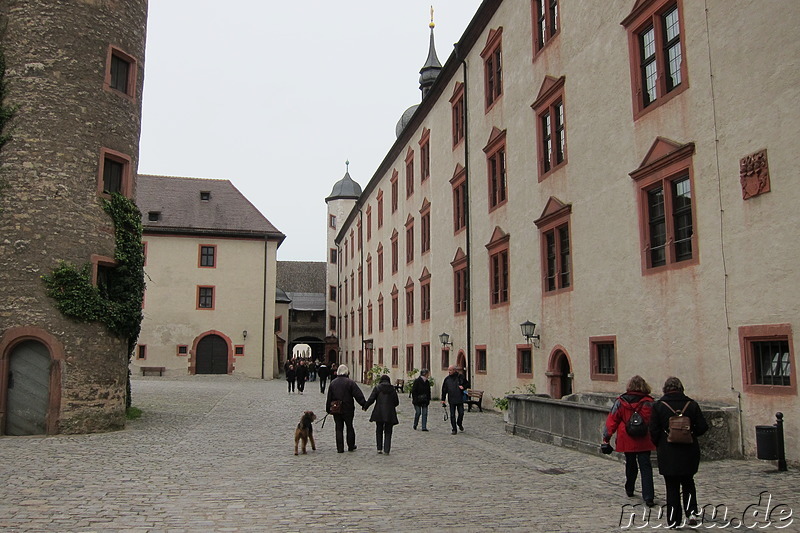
left=324, top=162, right=362, bottom=364
left=0, top=1, right=148, bottom=434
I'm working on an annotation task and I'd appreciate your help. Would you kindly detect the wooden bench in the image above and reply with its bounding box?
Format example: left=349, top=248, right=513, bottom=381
left=394, top=379, right=405, bottom=393
left=141, top=366, right=166, bottom=377
left=465, top=389, right=484, bottom=412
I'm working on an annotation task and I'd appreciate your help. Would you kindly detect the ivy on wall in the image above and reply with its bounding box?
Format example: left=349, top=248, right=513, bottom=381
left=42, top=193, right=145, bottom=350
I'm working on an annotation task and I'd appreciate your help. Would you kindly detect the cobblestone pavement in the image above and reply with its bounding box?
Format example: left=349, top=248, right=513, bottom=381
left=1, top=375, right=797, bottom=532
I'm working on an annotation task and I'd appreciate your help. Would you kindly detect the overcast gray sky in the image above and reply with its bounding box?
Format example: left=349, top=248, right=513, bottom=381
left=138, top=1, right=483, bottom=261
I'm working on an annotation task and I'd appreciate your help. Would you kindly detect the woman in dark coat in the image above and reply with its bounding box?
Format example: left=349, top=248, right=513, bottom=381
left=363, top=375, right=399, bottom=454
left=411, top=368, right=432, bottom=431
left=650, top=377, right=709, bottom=528
left=295, top=361, right=308, bottom=394
left=603, top=375, right=656, bottom=506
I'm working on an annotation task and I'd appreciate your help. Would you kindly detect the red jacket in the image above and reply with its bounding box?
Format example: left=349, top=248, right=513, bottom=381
left=603, top=391, right=656, bottom=453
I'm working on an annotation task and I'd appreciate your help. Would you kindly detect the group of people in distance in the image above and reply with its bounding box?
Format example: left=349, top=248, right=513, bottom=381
left=321, top=364, right=470, bottom=454
left=603, top=375, right=709, bottom=529
left=284, top=358, right=332, bottom=394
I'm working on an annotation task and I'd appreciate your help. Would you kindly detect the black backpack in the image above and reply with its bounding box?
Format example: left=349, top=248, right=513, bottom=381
left=624, top=399, right=648, bottom=438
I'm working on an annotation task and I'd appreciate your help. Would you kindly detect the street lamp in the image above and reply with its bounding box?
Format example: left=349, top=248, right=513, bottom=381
left=439, top=332, right=453, bottom=347
left=520, top=321, right=540, bottom=348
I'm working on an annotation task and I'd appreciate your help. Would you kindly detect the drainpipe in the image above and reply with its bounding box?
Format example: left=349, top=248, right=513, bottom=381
left=358, top=208, right=365, bottom=382
left=260, top=236, right=268, bottom=379
left=455, top=43, right=472, bottom=385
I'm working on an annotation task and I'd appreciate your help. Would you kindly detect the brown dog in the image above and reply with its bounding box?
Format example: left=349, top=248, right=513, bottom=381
left=294, top=410, right=317, bottom=455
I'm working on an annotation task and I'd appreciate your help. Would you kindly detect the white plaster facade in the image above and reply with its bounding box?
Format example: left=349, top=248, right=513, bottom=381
left=327, top=0, right=800, bottom=462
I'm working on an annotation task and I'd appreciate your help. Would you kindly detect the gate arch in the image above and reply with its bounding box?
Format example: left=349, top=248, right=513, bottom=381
left=546, top=346, right=573, bottom=399
left=191, top=331, right=232, bottom=374
left=0, top=326, right=63, bottom=435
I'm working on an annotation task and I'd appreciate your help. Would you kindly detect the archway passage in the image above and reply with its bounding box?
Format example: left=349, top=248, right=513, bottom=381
left=548, top=349, right=573, bottom=399
left=6, top=340, right=51, bottom=435
left=195, top=334, right=228, bottom=374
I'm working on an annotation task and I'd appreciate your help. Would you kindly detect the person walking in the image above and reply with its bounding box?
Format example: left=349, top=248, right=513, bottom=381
left=325, top=365, right=366, bottom=453
left=441, top=365, right=466, bottom=434
left=317, top=362, right=330, bottom=393
left=602, top=375, right=656, bottom=507
left=308, top=359, right=317, bottom=382
left=650, top=377, right=709, bottom=529
left=285, top=364, right=296, bottom=394
left=363, top=375, right=400, bottom=454
left=411, top=368, right=432, bottom=431
left=295, top=361, right=308, bottom=394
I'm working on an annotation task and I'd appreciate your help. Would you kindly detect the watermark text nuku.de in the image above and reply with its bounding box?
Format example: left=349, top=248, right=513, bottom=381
left=619, top=491, right=793, bottom=529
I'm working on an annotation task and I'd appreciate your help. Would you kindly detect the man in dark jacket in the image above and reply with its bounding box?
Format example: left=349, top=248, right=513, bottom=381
left=326, top=365, right=366, bottom=453
left=441, top=365, right=467, bottom=434
left=363, top=375, right=400, bottom=454
left=650, top=376, right=709, bottom=528
left=317, top=362, right=330, bottom=394
left=411, top=368, right=432, bottom=431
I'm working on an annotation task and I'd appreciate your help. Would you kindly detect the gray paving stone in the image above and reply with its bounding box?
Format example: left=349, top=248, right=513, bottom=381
left=0, top=375, right=797, bottom=532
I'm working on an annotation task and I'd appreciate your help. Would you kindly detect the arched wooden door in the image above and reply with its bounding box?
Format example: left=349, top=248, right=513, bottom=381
left=6, top=340, right=51, bottom=435
left=195, top=334, right=229, bottom=374
left=547, top=349, right=573, bottom=399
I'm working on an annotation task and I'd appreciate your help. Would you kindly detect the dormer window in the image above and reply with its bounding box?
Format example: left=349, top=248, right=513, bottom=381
left=148, top=211, right=161, bottom=222
left=200, top=191, right=211, bottom=201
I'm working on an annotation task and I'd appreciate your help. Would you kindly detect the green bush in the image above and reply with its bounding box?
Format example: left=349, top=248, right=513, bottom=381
left=493, top=383, right=536, bottom=410
left=365, top=364, right=391, bottom=386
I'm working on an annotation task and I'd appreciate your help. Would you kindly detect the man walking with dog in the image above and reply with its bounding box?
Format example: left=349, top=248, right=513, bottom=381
left=325, top=364, right=366, bottom=453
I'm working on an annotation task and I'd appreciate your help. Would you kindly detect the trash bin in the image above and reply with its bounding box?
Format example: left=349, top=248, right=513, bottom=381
left=755, top=425, right=778, bottom=460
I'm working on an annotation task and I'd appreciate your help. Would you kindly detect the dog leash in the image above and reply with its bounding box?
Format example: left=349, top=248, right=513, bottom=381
left=318, top=413, right=329, bottom=429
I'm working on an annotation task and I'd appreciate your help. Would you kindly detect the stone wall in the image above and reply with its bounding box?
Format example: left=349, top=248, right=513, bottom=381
left=506, top=394, right=743, bottom=461
left=0, top=0, right=147, bottom=433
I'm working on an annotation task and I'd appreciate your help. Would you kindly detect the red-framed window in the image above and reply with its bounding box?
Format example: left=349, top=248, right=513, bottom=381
left=392, top=346, right=399, bottom=368
left=420, top=200, right=431, bottom=254
left=350, top=271, right=355, bottom=301
left=535, top=197, right=572, bottom=294
left=177, top=345, right=188, bottom=357
left=406, top=345, right=415, bottom=373
left=357, top=220, right=362, bottom=251
left=234, top=345, right=245, bottom=356
left=516, top=345, right=533, bottom=378
left=329, top=315, right=336, bottom=332
left=274, top=316, right=282, bottom=333
left=475, top=346, right=487, bottom=374
left=483, top=128, right=507, bottom=211
left=532, top=0, right=560, bottom=56
left=630, top=139, right=697, bottom=273
left=441, top=348, right=450, bottom=371
left=420, top=269, right=431, bottom=322
left=104, top=45, right=137, bottom=100
left=97, top=148, right=133, bottom=198
left=405, top=216, right=414, bottom=264
left=450, top=82, right=465, bottom=147
left=329, top=285, right=337, bottom=302
left=366, top=205, right=372, bottom=242
left=391, top=287, right=399, bottom=329
left=622, top=0, right=688, bottom=119
left=419, top=128, right=431, bottom=183
left=452, top=248, right=468, bottom=315
left=391, top=231, right=399, bottom=274
left=481, top=28, right=503, bottom=111
left=377, top=190, right=384, bottom=228
left=532, top=76, right=567, bottom=179
left=137, top=344, right=146, bottom=359
left=197, top=286, right=215, bottom=310
left=451, top=164, right=467, bottom=234
left=421, top=343, right=431, bottom=372
left=330, top=248, right=337, bottom=264
left=486, top=228, right=510, bottom=308
left=329, top=214, right=336, bottom=229
left=378, top=294, right=384, bottom=332
left=378, top=347, right=384, bottom=366
left=377, top=243, right=384, bottom=283
left=405, top=148, right=415, bottom=198
left=344, top=279, right=348, bottom=304
left=366, top=254, right=373, bottom=290
left=590, top=336, right=618, bottom=382
left=199, top=244, right=217, bottom=268
left=739, top=324, right=796, bottom=396
left=405, top=278, right=414, bottom=325
left=391, top=171, right=399, bottom=213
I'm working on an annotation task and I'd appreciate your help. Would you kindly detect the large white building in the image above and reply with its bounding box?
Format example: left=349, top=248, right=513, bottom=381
left=326, top=0, right=800, bottom=462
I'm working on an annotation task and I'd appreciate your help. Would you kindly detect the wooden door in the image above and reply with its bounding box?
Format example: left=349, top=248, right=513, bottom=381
left=195, top=334, right=228, bottom=374
left=6, top=340, right=50, bottom=435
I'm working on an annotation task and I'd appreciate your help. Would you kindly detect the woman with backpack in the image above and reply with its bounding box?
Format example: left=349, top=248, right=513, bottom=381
left=362, top=374, right=399, bottom=454
left=650, top=376, right=709, bottom=529
left=602, top=375, right=656, bottom=507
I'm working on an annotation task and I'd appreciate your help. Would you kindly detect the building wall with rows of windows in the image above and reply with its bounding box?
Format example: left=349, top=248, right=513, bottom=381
left=327, top=0, right=799, bottom=461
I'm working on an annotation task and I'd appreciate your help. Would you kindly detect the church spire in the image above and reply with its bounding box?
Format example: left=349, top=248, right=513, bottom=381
left=419, top=6, right=442, bottom=99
